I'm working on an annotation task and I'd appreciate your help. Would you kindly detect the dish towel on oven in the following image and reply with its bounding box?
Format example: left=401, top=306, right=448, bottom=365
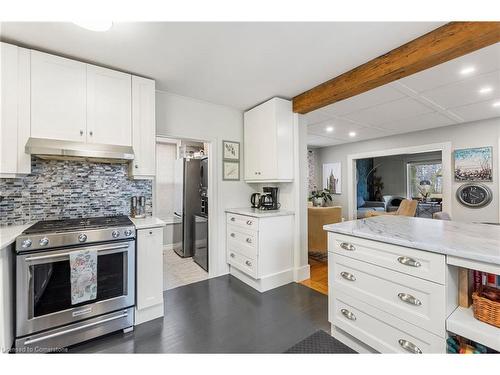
left=69, top=249, right=98, bottom=305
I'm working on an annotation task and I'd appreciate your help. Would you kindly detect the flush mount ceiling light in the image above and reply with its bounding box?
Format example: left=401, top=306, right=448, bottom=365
left=459, top=66, right=476, bottom=75
left=348, top=131, right=356, bottom=137
left=493, top=101, right=500, bottom=108
left=325, top=126, right=334, bottom=133
left=479, top=86, right=493, bottom=94
left=73, top=21, right=113, bottom=32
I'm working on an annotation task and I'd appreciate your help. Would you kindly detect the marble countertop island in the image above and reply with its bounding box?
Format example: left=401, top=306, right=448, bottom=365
left=324, top=216, right=500, bottom=265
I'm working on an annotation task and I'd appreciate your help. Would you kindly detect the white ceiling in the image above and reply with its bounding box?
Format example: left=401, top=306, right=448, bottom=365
left=306, top=43, right=500, bottom=148
left=0, top=22, right=444, bottom=110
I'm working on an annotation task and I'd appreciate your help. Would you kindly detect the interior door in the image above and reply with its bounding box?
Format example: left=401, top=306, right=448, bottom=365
left=30, top=51, right=87, bottom=142
left=87, top=65, right=132, bottom=146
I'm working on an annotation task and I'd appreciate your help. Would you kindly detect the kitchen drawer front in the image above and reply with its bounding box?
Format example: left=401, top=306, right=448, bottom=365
left=331, top=290, right=444, bottom=353
left=226, top=213, right=259, bottom=231
left=227, top=249, right=258, bottom=278
left=227, top=224, right=258, bottom=250
left=331, top=253, right=445, bottom=336
left=329, top=233, right=445, bottom=284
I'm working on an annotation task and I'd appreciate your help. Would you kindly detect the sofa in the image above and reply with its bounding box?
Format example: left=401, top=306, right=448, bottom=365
left=356, top=196, right=385, bottom=219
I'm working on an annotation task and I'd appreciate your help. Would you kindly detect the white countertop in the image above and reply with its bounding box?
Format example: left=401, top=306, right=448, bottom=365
left=324, top=216, right=500, bottom=265
left=0, top=223, right=33, bottom=250
left=129, top=216, right=167, bottom=229
left=225, top=207, right=295, bottom=218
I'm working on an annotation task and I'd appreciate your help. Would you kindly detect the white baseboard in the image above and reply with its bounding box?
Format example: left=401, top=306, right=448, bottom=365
left=293, top=264, right=311, bottom=282
left=230, top=267, right=294, bottom=293
left=134, top=303, right=164, bottom=326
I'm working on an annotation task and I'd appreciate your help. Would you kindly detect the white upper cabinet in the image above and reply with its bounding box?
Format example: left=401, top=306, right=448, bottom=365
left=130, top=76, right=156, bottom=178
left=31, top=50, right=87, bottom=142
left=0, top=42, right=31, bottom=177
left=87, top=65, right=132, bottom=146
left=244, top=98, right=294, bottom=182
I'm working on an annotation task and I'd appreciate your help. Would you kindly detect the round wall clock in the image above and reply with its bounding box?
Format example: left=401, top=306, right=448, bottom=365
left=456, top=183, right=492, bottom=208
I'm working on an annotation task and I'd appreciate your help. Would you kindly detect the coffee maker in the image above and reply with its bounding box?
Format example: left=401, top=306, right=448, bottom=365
left=250, top=186, right=280, bottom=210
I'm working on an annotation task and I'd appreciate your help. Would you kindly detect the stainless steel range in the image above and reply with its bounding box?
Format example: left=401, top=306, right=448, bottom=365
left=15, top=216, right=136, bottom=351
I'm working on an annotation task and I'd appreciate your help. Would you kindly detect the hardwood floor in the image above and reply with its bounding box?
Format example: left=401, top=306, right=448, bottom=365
left=69, top=274, right=329, bottom=353
left=300, top=258, right=328, bottom=295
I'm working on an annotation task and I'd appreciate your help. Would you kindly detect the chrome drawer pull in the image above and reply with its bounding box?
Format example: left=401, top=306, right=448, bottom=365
left=340, top=271, right=356, bottom=281
left=230, top=233, right=236, bottom=238
left=398, top=339, right=422, bottom=354
left=339, top=242, right=355, bottom=251
left=398, top=293, right=422, bottom=306
left=230, top=217, right=236, bottom=221
left=246, top=238, right=252, bottom=244
left=246, top=220, right=253, bottom=226
left=340, top=308, right=356, bottom=321
left=245, top=260, right=252, bottom=267
left=397, top=256, right=421, bottom=268
left=230, top=253, right=235, bottom=258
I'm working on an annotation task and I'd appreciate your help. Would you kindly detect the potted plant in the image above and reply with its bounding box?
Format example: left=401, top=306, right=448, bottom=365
left=309, top=189, right=333, bottom=207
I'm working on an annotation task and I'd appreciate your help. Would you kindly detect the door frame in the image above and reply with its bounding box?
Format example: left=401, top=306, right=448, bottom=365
left=154, top=135, right=219, bottom=278
left=346, top=142, right=452, bottom=220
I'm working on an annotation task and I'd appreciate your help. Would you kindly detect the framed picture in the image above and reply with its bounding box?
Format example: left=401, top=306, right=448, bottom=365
left=223, top=161, right=240, bottom=181
left=323, top=162, right=341, bottom=194
left=454, top=146, right=492, bottom=182
left=223, top=140, right=240, bottom=160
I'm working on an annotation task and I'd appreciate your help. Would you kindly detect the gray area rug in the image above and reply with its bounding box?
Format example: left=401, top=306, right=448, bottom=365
left=285, top=330, right=357, bottom=353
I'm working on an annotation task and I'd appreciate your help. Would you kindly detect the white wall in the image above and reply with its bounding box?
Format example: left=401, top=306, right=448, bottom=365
left=155, top=142, right=177, bottom=219
left=317, top=117, right=500, bottom=223
left=155, top=90, right=255, bottom=277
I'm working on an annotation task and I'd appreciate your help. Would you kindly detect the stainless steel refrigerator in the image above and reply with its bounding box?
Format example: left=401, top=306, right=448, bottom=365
left=173, top=158, right=202, bottom=258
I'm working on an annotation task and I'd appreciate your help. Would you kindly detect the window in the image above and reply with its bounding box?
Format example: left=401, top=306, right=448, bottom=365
left=407, top=161, right=443, bottom=199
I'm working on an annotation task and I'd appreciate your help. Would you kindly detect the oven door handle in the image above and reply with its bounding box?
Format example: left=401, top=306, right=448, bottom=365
left=23, top=311, right=129, bottom=345
left=24, top=244, right=130, bottom=262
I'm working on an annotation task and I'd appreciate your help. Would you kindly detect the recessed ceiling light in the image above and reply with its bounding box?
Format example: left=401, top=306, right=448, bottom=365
left=479, top=86, right=493, bottom=94
left=349, top=131, right=356, bottom=137
left=73, top=21, right=113, bottom=32
left=492, top=101, right=500, bottom=108
left=325, top=126, right=334, bottom=132
left=460, top=66, right=475, bottom=75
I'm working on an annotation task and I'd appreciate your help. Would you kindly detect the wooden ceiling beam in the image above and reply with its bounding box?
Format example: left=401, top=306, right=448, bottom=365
left=292, top=22, right=500, bottom=114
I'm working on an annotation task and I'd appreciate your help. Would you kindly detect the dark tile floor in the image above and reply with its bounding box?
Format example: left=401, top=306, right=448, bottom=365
left=69, top=275, right=330, bottom=353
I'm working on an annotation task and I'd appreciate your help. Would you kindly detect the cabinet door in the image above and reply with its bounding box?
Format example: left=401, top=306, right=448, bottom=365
left=31, top=51, right=86, bottom=142
left=244, top=102, right=277, bottom=180
left=137, top=228, right=163, bottom=310
left=87, top=65, right=132, bottom=146
left=0, top=43, right=30, bottom=177
left=130, top=76, right=156, bottom=177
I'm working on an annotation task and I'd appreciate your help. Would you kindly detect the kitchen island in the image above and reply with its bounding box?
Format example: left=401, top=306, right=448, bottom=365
left=324, top=216, right=500, bottom=354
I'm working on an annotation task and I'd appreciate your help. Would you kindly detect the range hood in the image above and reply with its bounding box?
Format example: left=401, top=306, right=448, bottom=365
left=25, top=138, right=135, bottom=161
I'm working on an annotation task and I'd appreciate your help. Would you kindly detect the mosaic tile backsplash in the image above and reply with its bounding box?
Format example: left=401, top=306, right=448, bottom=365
left=0, top=158, right=152, bottom=225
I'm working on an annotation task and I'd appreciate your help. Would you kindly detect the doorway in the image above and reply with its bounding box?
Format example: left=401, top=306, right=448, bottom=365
left=155, top=137, right=209, bottom=290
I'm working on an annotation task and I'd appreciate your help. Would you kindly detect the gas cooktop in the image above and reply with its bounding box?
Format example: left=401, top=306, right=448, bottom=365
left=23, top=215, right=133, bottom=234
left=16, top=215, right=135, bottom=252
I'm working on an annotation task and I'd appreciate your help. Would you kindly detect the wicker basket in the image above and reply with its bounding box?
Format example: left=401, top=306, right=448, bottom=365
left=472, top=291, right=500, bottom=328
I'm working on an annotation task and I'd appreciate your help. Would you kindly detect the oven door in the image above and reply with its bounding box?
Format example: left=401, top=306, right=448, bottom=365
left=16, top=240, right=135, bottom=337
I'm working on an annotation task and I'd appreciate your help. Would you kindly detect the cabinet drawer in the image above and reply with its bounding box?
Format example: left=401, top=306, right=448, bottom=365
left=331, top=290, right=444, bottom=353
left=329, top=233, right=445, bottom=284
left=227, top=250, right=258, bottom=279
left=226, top=213, right=259, bottom=231
left=227, top=225, right=257, bottom=249
left=330, top=253, right=445, bottom=336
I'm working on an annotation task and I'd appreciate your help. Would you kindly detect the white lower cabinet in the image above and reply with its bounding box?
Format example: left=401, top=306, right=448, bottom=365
left=226, top=212, right=293, bottom=292
left=135, top=227, right=164, bottom=325
left=328, top=233, right=454, bottom=353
